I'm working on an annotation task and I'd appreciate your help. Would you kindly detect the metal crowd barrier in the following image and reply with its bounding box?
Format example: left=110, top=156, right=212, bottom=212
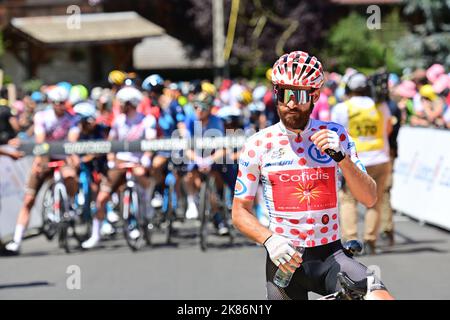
left=18, top=136, right=248, bottom=156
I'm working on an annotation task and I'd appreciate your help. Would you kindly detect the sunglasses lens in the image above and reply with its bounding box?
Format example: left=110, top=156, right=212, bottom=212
left=195, top=104, right=208, bottom=111
left=277, top=88, right=311, bottom=104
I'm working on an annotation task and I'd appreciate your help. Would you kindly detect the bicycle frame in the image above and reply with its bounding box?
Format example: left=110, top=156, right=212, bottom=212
left=118, top=162, right=152, bottom=251
left=75, top=163, right=93, bottom=221
left=43, top=160, right=82, bottom=253
left=122, top=166, right=139, bottom=221
left=48, top=160, right=69, bottom=224
left=198, top=170, right=235, bottom=251
left=163, top=162, right=186, bottom=214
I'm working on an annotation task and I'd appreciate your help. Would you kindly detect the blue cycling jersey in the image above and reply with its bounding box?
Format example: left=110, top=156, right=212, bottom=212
left=185, top=114, right=224, bottom=137
left=158, top=100, right=186, bottom=138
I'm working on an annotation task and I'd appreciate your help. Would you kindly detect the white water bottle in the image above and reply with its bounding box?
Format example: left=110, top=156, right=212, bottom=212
left=273, top=246, right=305, bottom=288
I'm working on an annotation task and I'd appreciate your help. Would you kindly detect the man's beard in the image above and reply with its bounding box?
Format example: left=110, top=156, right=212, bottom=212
left=278, top=103, right=314, bottom=131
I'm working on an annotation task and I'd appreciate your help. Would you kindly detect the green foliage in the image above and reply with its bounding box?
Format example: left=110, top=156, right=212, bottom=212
left=252, top=64, right=271, bottom=80
left=3, top=74, right=12, bottom=85
left=394, top=0, right=450, bottom=70
left=324, top=10, right=405, bottom=74
left=22, top=78, right=43, bottom=93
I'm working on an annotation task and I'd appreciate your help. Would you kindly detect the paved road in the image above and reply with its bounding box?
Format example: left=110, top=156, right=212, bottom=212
left=1, top=213, right=449, bottom=300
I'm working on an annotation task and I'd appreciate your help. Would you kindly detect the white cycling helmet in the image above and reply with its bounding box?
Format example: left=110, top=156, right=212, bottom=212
left=217, top=106, right=244, bottom=128
left=73, top=101, right=97, bottom=120
left=90, top=86, right=103, bottom=101
left=346, top=73, right=368, bottom=92
left=116, top=86, right=143, bottom=107
left=272, top=51, right=324, bottom=89
left=47, top=86, right=69, bottom=103
left=217, top=105, right=242, bottom=119
left=248, top=101, right=265, bottom=113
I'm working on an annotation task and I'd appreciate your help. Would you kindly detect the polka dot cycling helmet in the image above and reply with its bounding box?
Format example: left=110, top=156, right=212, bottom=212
left=271, top=51, right=324, bottom=89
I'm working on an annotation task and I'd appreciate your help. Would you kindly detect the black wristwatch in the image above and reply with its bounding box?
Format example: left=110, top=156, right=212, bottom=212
left=324, top=149, right=345, bottom=163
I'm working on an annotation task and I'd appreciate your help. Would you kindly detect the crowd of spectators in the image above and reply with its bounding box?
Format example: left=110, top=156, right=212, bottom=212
left=0, top=63, right=448, bottom=152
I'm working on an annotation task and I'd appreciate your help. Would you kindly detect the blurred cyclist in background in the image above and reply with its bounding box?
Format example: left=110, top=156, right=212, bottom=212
left=82, top=86, right=157, bottom=249
left=4, top=85, right=80, bottom=255
left=140, top=74, right=164, bottom=120
left=72, top=101, right=109, bottom=186
left=143, top=76, right=187, bottom=209
left=71, top=101, right=115, bottom=236
left=184, top=92, right=230, bottom=234
left=91, top=87, right=114, bottom=128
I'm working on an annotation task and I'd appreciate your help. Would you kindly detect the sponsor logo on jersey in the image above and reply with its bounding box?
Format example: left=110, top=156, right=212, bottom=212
left=268, top=167, right=337, bottom=212
left=234, top=178, right=247, bottom=196
left=308, top=144, right=332, bottom=164
left=279, top=170, right=330, bottom=182
left=270, top=148, right=286, bottom=159
left=239, top=159, right=249, bottom=167
left=263, top=160, right=294, bottom=168
left=347, top=142, right=356, bottom=150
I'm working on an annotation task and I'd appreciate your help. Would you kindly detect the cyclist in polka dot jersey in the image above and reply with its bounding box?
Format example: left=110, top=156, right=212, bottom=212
left=237, top=120, right=357, bottom=247
left=232, top=51, right=394, bottom=300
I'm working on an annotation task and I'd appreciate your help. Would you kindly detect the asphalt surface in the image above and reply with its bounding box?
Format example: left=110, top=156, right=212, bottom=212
left=0, top=213, right=449, bottom=300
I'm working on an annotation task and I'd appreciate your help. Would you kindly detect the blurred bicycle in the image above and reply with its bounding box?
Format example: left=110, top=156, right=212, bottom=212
left=118, top=162, right=153, bottom=251
left=198, top=167, right=235, bottom=251
left=41, top=161, right=84, bottom=253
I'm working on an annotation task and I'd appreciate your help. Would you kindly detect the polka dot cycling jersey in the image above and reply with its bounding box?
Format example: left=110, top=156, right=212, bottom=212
left=235, top=119, right=366, bottom=248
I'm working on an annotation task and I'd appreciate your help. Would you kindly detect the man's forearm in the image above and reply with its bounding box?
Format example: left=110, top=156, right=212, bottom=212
left=338, top=155, right=377, bottom=207
left=232, top=203, right=272, bottom=245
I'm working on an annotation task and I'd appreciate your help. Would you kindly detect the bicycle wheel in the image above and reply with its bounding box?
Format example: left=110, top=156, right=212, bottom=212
left=199, top=178, right=212, bottom=252
left=55, top=189, right=71, bottom=253
left=41, top=183, right=58, bottom=241
left=164, top=178, right=178, bottom=244
left=72, top=214, right=92, bottom=244
left=58, top=221, right=71, bottom=253
left=140, top=190, right=154, bottom=247
left=121, top=188, right=144, bottom=251
left=176, top=187, right=187, bottom=221
left=142, top=215, right=154, bottom=247
left=71, top=209, right=90, bottom=246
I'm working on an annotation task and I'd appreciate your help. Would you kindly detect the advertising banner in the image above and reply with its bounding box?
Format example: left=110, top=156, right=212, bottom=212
left=391, top=127, right=450, bottom=231
left=0, top=156, right=43, bottom=240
